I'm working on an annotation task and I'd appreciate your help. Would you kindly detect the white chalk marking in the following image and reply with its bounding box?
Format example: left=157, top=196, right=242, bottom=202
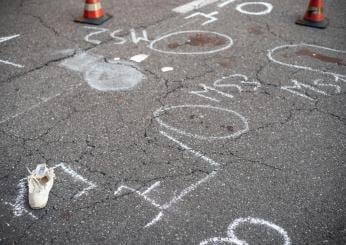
left=0, top=34, right=20, bottom=43
left=161, top=67, right=174, bottom=72
left=84, top=61, right=145, bottom=91
left=130, top=54, right=149, bottom=63
left=313, top=79, right=341, bottom=94
left=130, top=29, right=150, bottom=44
left=172, top=0, right=220, bottom=14
left=200, top=217, right=291, bottom=245
left=142, top=181, right=161, bottom=195
left=113, top=57, right=120, bottom=61
left=60, top=52, right=104, bottom=72
left=227, top=217, right=291, bottom=245
left=159, top=131, right=220, bottom=167
left=110, top=29, right=127, bottom=45
left=281, top=79, right=328, bottom=101
left=4, top=178, right=38, bottom=219
left=114, top=185, right=162, bottom=208
left=214, top=74, right=261, bottom=91
left=154, top=105, right=249, bottom=140
left=236, top=2, right=273, bottom=15
left=144, top=211, right=164, bottom=228
left=0, top=83, right=82, bottom=125
left=0, top=34, right=24, bottom=68
left=185, top=11, right=219, bottom=26
left=267, top=43, right=346, bottom=80
left=218, top=0, right=237, bottom=8
left=0, top=59, right=24, bottom=68
left=190, top=83, right=235, bottom=102
left=149, top=30, right=233, bottom=55
left=83, top=26, right=108, bottom=45
left=55, top=163, right=97, bottom=199
left=200, top=237, right=243, bottom=245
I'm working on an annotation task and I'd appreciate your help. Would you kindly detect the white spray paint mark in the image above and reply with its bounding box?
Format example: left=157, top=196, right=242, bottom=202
left=172, top=0, right=220, bottom=14
left=313, top=78, right=341, bottom=94
left=113, top=57, right=121, bottom=61
left=130, top=29, right=150, bottom=44
left=115, top=131, right=221, bottom=228
left=144, top=211, right=164, bottom=228
left=185, top=11, right=219, bottom=26
left=200, top=217, right=291, bottom=245
left=149, top=30, right=233, bottom=55
left=154, top=105, right=249, bottom=140
left=84, top=61, right=145, bottom=92
left=236, top=2, right=273, bottom=15
left=4, top=163, right=96, bottom=219
left=267, top=43, right=346, bottom=80
left=214, top=74, right=261, bottom=91
left=0, top=34, right=24, bottom=68
left=218, top=0, right=238, bottom=8
left=281, top=79, right=328, bottom=102
left=4, top=178, right=38, bottom=219
left=55, top=163, right=97, bottom=199
left=83, top=26, right=108, bottom=45
left=60, top=52, right=104, bottom=72
left=161, top=67, right=174, bottom=72
left=130, top=54, right=149, bottom=63
left=189, top=83, right=234, bottom=102
left=0, top=83, right=82, bottom=125
left=228, top=217, right=291, bottom=245
left=110, top=29, right=127, bottom=45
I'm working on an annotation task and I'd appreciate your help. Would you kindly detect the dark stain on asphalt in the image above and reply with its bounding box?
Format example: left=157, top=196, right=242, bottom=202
left=295, top=48, right=344, bottom=65
left=221, top=125, right=234, bottom=132
left=168, top=33, right=227, bottom=49
left=217, top=57, right=235, bottom=68
left=248, top=26, right=264, bottom=35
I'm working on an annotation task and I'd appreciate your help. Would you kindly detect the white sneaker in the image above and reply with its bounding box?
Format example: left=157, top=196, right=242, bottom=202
left=28, top=164, right=55, bottom=209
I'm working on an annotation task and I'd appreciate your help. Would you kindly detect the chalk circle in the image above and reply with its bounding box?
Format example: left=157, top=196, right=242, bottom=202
left=227, top=217, right=291, bottom=245
left=199, top=237, right=244, bottom=245
left=84, top=62, right=145, bottom=92
left=236, top=2, right=273, bottom=15
left=153, top=105, right=249, bottom=140
left=149, top=30, right=233, bottom=55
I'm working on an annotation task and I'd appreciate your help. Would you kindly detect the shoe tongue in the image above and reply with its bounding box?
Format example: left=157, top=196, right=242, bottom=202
left=35, top=164, right=47, bottom=178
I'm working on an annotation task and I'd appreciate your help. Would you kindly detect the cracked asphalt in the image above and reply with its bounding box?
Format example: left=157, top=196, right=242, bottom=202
left=0, top=0, right=345, bottom=244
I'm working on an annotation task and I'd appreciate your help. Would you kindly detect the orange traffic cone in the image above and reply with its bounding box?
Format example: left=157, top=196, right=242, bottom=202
left=296, top=0, right=328, bottom=29
left=75, top=0, right=112, bottom=25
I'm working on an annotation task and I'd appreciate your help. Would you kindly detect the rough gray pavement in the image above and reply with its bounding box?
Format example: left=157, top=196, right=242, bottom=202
left=0, top=0, right=345, bottom=244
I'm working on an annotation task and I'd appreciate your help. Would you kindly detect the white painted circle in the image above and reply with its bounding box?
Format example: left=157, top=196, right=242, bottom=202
left=84, top=62, right=145, bottom=92
left=227, top=217, right=291, bottom=245
left=153, top=105, right=249, bottom=140
left=149, top=30, right=233, bottom=55
left=200, top=237, right=245, bottom=245
left=236, top=2, right=273, bottom=15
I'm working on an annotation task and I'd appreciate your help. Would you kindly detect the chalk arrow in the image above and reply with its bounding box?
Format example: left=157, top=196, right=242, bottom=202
left=0, top=34, right=24, bottom=68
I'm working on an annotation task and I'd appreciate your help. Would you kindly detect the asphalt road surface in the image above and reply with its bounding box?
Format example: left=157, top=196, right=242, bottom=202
left=1, top=0, right=345, bottom=244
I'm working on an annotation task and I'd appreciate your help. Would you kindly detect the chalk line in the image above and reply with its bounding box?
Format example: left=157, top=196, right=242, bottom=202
left=172, top=0, right=220, bottom=14
left=161, top=67, right=174, bottom=72
left=4, top=178, right=38, bottom=219
left=130, top=54, right=149, bottom=63
left=227, top=217, right=291, bottom=245
left=0, top=59, right=24, bottom=68
left=200, top=217, right=291, bottom=245
left=154, top=105, right=249, bottom=140
left=268, top=43, right=346, bottom=80
left=185, top=11, right=219, bottom=26
left=149, top=30, right=233, bottom=55
left=236, top=2, right=273, bottom=15
left=0, top=83, right=82, bottom=125
left=144, top=211, right=164, bottom=228
left=218, top=0, right=238, bottom=8
left=55, top=163, right=97, bottom=199
left=0, top=34, right=24, bottom=68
